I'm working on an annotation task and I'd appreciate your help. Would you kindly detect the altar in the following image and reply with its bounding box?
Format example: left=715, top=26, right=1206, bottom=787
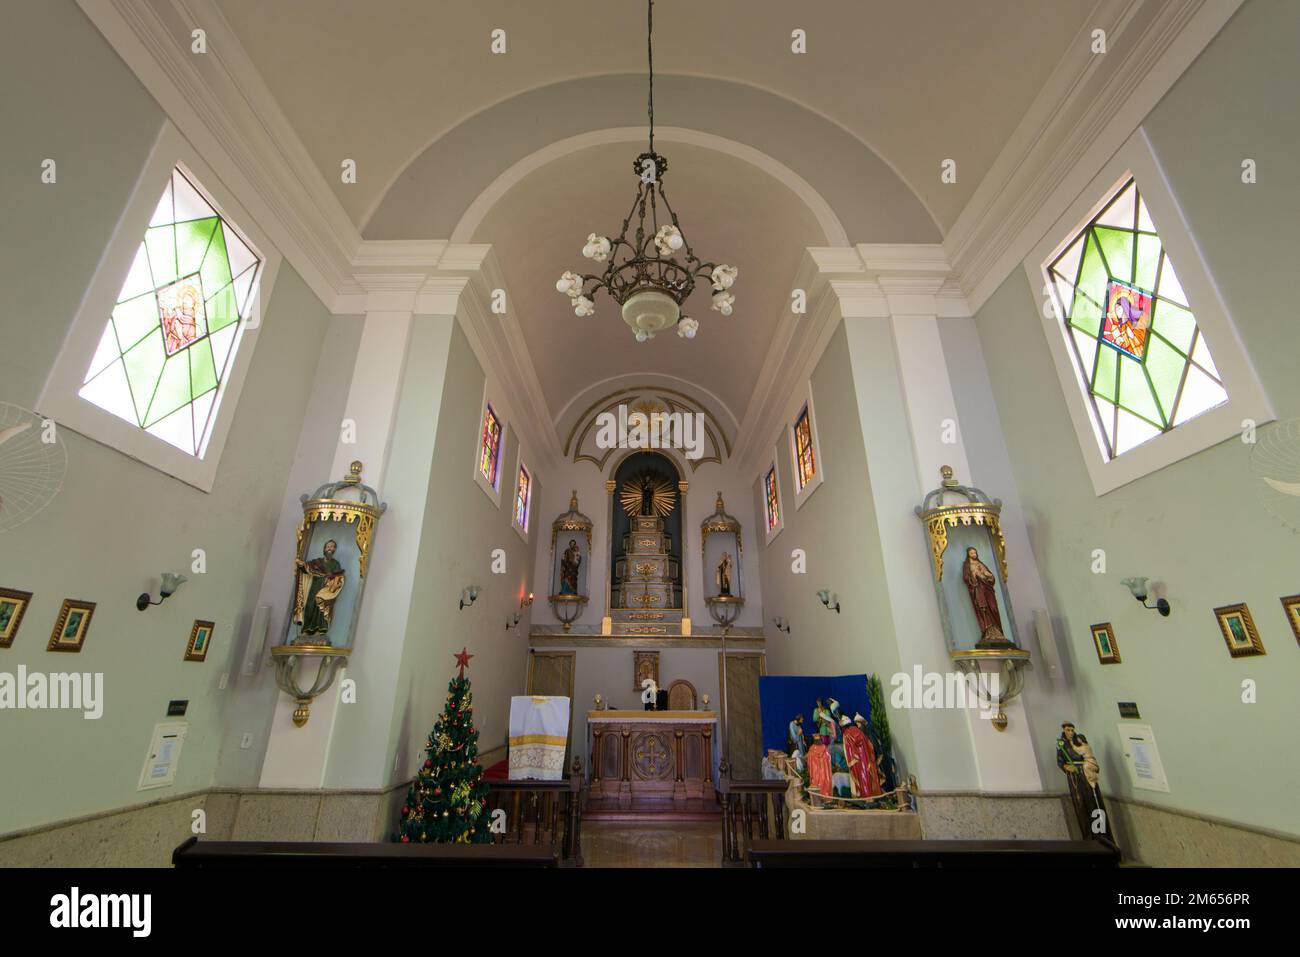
left=587, top=711, right=717, bottom=813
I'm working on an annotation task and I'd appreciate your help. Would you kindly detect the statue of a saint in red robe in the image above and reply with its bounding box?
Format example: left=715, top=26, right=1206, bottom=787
left=962, top=546, right=1010, bottom=648
left=805, top=741, right=833, bottom=807
left=841, top=716, right=882, bottom=798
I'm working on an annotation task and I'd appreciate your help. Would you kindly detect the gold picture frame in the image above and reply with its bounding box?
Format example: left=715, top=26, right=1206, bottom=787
left=185, top=619, right=215, bottom=662
left=1280, top=595, right=1300, bottom=648
left=1214, top=603, right=1265, bottom=658
left=1090, top=622, right=1120, bottom=664
left=0, top=588, right=33, bottom=649
left=633, top=649, right=659, bottom=692
left=47, top=599, right=96, bottom=653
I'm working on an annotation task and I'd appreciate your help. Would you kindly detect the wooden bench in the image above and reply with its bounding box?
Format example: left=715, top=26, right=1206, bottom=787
left=746, top=838, right=1120, bottom=868
left=172, top=837, right=558, bottom=868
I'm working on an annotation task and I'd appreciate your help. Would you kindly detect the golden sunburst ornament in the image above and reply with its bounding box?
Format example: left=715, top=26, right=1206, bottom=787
left=619, top=470, right=677, bottom=517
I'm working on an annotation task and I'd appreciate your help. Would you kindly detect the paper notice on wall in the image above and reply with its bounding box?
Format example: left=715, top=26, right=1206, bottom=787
left=1118, top=722, right=1169, bottom=792
left=138, top=721, right=188, bottom=791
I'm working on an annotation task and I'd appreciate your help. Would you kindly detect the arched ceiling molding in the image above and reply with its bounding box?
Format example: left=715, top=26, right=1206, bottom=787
left=554, top=372, right=740, bottom=439
left=450, top=126, right=849, bottom=249
left=364, top=74, right=941, bottom=243
left=565, top=385, right=732, bottom=475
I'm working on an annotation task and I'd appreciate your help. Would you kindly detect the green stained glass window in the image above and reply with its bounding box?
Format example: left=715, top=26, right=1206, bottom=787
left=79, top=167, right=263, bottom=457
left=1045, top=176, right=1227, bottom=458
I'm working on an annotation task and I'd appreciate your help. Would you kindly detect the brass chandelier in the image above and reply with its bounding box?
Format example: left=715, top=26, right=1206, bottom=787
left=554, top=0, right=737, bottom=342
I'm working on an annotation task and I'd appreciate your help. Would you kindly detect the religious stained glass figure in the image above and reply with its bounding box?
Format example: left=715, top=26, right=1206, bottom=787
left=294, top=539, right=345, bottom=641
left=560, top=539, right=582, bottom=595
left=716, top=551, right=733, bottom=596
left=1044, top=176, right=1227, bottom=458
left=78, top=166, right=263, bottom=457
left=794, top=406, right=816, bottom=489
left=840, top=714, right=883, bottom=799
left=764, top=466, right=780, bottom=531
left=479, top=405, right=502, bottom=489
left=962, top=546, right=1009, bottom=647
left=513, top=465, right=530, bottom=529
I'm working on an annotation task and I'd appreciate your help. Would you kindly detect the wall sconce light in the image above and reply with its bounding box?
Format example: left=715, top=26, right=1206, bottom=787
left=506, top=612, right=522, bottom=631
left=816, top=589, right=840, bottom=614
left=459, top=586, right=480, bottom=610
left=1121, top=577, right=1170, bottom=617
left=520, top=592, right=534, bottom=608
left=137, top=572, right=187, bottom=611
left=772, top=616, right=791, bottom=634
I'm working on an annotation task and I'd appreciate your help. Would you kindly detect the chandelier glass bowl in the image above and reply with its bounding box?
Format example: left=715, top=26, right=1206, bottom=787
left=555, top=0, right=736, bottom=342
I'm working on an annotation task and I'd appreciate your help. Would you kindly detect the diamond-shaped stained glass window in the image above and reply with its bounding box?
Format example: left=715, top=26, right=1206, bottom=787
left=1045, top=176, right=1227, bottom=459
left=79, top=167, right=262, bottom=457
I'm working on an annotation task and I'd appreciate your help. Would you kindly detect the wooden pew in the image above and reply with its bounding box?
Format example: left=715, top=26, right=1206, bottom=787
left=746, top=838, right=1120, bottom=868
left=172, top=837, right=557, bottom=868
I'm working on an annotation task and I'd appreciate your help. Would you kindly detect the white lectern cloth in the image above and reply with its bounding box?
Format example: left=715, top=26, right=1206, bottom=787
left=508, top=695, right=570, bottom=781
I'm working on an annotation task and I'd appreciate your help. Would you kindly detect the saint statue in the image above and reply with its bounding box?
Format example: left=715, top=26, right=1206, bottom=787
left=716, top=551, right=733, bottom=596
left=294, top=539, right=345, bottom=640
left=1056, top=722, right=1113, bottom=844
left=813, top=697, right=839, bottom=746
left=560, top=539, right=582, bottom=595
left=840, top=715, right=883, bottom=800
left=786, top=713, right=807, bottom=772
left=962, top=546, right=1010, bottom=647
left=805, top=738, right=833, bottom=808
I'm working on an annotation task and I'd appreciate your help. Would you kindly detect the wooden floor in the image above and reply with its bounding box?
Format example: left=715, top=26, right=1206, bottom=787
left=580, top=821, right=723, bottom=867
left=581, top=796, right=720, bottom=822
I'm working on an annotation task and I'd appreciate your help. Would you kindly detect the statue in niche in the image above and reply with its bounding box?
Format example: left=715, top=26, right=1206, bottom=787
left=560, top=539, right=582, bottom=595
left=294, top=539, right=345, bottom=641
left=1056, top=722, right=1113, bottom=844
left=618, top=469, right=676, bottom=518
left=716, top=551, right=734, bottom=596
left=962, top=546, right=1011, bottom=648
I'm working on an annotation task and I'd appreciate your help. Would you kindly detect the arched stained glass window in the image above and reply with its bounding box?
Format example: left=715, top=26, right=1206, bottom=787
left=1045, top=176, right=1227, bottom=459
left=78, top=167, right=263, bottom=457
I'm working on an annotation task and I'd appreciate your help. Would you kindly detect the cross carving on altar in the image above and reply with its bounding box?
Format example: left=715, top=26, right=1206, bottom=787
left=636, top=736, right=668, bottom=775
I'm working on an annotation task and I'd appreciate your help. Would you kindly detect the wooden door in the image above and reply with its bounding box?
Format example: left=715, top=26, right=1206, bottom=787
left=525, top=651, right=576, bottom=767
left=718, top=651, right=765, bottom=780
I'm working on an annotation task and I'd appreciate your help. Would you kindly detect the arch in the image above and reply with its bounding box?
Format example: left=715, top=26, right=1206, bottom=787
left=451, top=127, right=850, bottom=248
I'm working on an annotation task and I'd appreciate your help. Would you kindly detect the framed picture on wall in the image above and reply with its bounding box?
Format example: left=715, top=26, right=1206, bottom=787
left=633, top=650, right=659, bottom=692
left=185, top=619, right=215, bottom=662
left=1090, top=623, right=1120, bottom=664
left=1280, top=594, right=1300, bottom=647
left=47, top=599, right=96, bottom=652
left=0, top=587, right=33, bottom=648
left=1214, top=603, right=1265, bottom=658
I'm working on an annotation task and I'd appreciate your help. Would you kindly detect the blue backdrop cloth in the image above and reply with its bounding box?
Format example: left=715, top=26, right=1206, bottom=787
left=758, top=674, right=872, bottom=753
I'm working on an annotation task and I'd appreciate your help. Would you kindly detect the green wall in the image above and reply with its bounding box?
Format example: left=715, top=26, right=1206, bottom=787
left=972, top=0, right=1300, bottom=836
left=0, top=1, right=333, bottom=834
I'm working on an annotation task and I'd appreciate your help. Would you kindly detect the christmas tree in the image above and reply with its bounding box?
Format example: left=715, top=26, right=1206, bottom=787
left=395, top=647, right=493, bottom=844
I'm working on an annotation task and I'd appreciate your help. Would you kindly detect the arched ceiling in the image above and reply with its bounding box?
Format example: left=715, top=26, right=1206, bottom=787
left=215, top=0, right=1094, bottom=235
left=474, top=139, right=825, bottom=418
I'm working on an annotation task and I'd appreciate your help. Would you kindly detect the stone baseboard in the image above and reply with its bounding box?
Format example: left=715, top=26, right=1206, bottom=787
left=1106, top=797, right=1300, bottom=867
left=916, top=791, right=1072, bottom=840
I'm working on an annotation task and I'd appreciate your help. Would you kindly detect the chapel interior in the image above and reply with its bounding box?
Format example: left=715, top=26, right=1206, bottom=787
left=1, top=0, right=1298, bottom=870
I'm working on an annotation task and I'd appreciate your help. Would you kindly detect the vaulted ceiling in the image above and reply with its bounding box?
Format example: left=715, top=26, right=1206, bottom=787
left=210, top=0, right=1097, bottom=425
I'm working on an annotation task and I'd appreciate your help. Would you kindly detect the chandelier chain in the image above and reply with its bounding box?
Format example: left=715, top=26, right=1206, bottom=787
left=647, top=0, right=655, bottom=154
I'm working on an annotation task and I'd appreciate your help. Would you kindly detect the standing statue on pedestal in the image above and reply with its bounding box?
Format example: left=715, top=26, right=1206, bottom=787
left=962, top=546, right=1010, bottom=648
left=1056, top=721, right=1114, bottom=846
left=294, top=539, right=345, bottom=642
left=716, top=551, right=733, bottom=596
left=560, top=539, right=582, bottom=595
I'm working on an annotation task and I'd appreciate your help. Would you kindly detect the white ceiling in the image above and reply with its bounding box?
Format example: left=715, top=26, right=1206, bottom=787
left=209, top=0, right=1097, bottom=428
left=216, top=0, right=1095, bottom=233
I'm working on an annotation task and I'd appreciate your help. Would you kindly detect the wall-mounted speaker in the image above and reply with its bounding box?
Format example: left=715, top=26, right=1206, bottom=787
left=240, top=604, right=272, bottom=677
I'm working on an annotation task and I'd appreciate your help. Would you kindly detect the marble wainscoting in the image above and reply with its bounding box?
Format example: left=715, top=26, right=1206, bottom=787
left=0, top=791, right=212, bottom=868
left=915, top=791, right=1073, bottom=840
left=1106, top=798, right=1300, bottom=867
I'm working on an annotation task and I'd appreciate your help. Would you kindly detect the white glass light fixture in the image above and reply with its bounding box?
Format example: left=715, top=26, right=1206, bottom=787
left=555, top=0, right=736, bottom=342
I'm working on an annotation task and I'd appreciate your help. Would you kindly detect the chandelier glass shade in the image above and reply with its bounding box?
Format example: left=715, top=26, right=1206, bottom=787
left=555, top=0, right=736, bottom=342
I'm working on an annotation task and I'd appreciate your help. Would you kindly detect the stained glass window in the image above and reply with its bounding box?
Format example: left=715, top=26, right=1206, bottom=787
left=78, top=166, right=262, bottom=457
left=794, top=406, right=817, bottom=489
left=1045, top=176, right=1227, bottom=458
left=514, top=465, right=531, bottom=530
left=479, top=404, right=503, bottom=489
left=764, top=466, right=780, bottom=532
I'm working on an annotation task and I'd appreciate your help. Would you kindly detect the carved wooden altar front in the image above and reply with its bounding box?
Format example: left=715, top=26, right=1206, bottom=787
left=587, top=711, right=716, bottom=809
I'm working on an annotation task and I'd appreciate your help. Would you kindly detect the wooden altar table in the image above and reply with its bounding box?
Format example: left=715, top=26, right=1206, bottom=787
left=587, top=711, right=717, bottom=813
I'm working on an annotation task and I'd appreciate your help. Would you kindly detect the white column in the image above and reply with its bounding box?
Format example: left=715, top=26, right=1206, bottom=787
left=259, top=309, right=415, bottom=788
left=835, top=250, right=1043, bottom=792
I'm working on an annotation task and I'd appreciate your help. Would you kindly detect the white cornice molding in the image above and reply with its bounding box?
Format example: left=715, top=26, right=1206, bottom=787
left=945, top=0, right=1245, bottom=313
